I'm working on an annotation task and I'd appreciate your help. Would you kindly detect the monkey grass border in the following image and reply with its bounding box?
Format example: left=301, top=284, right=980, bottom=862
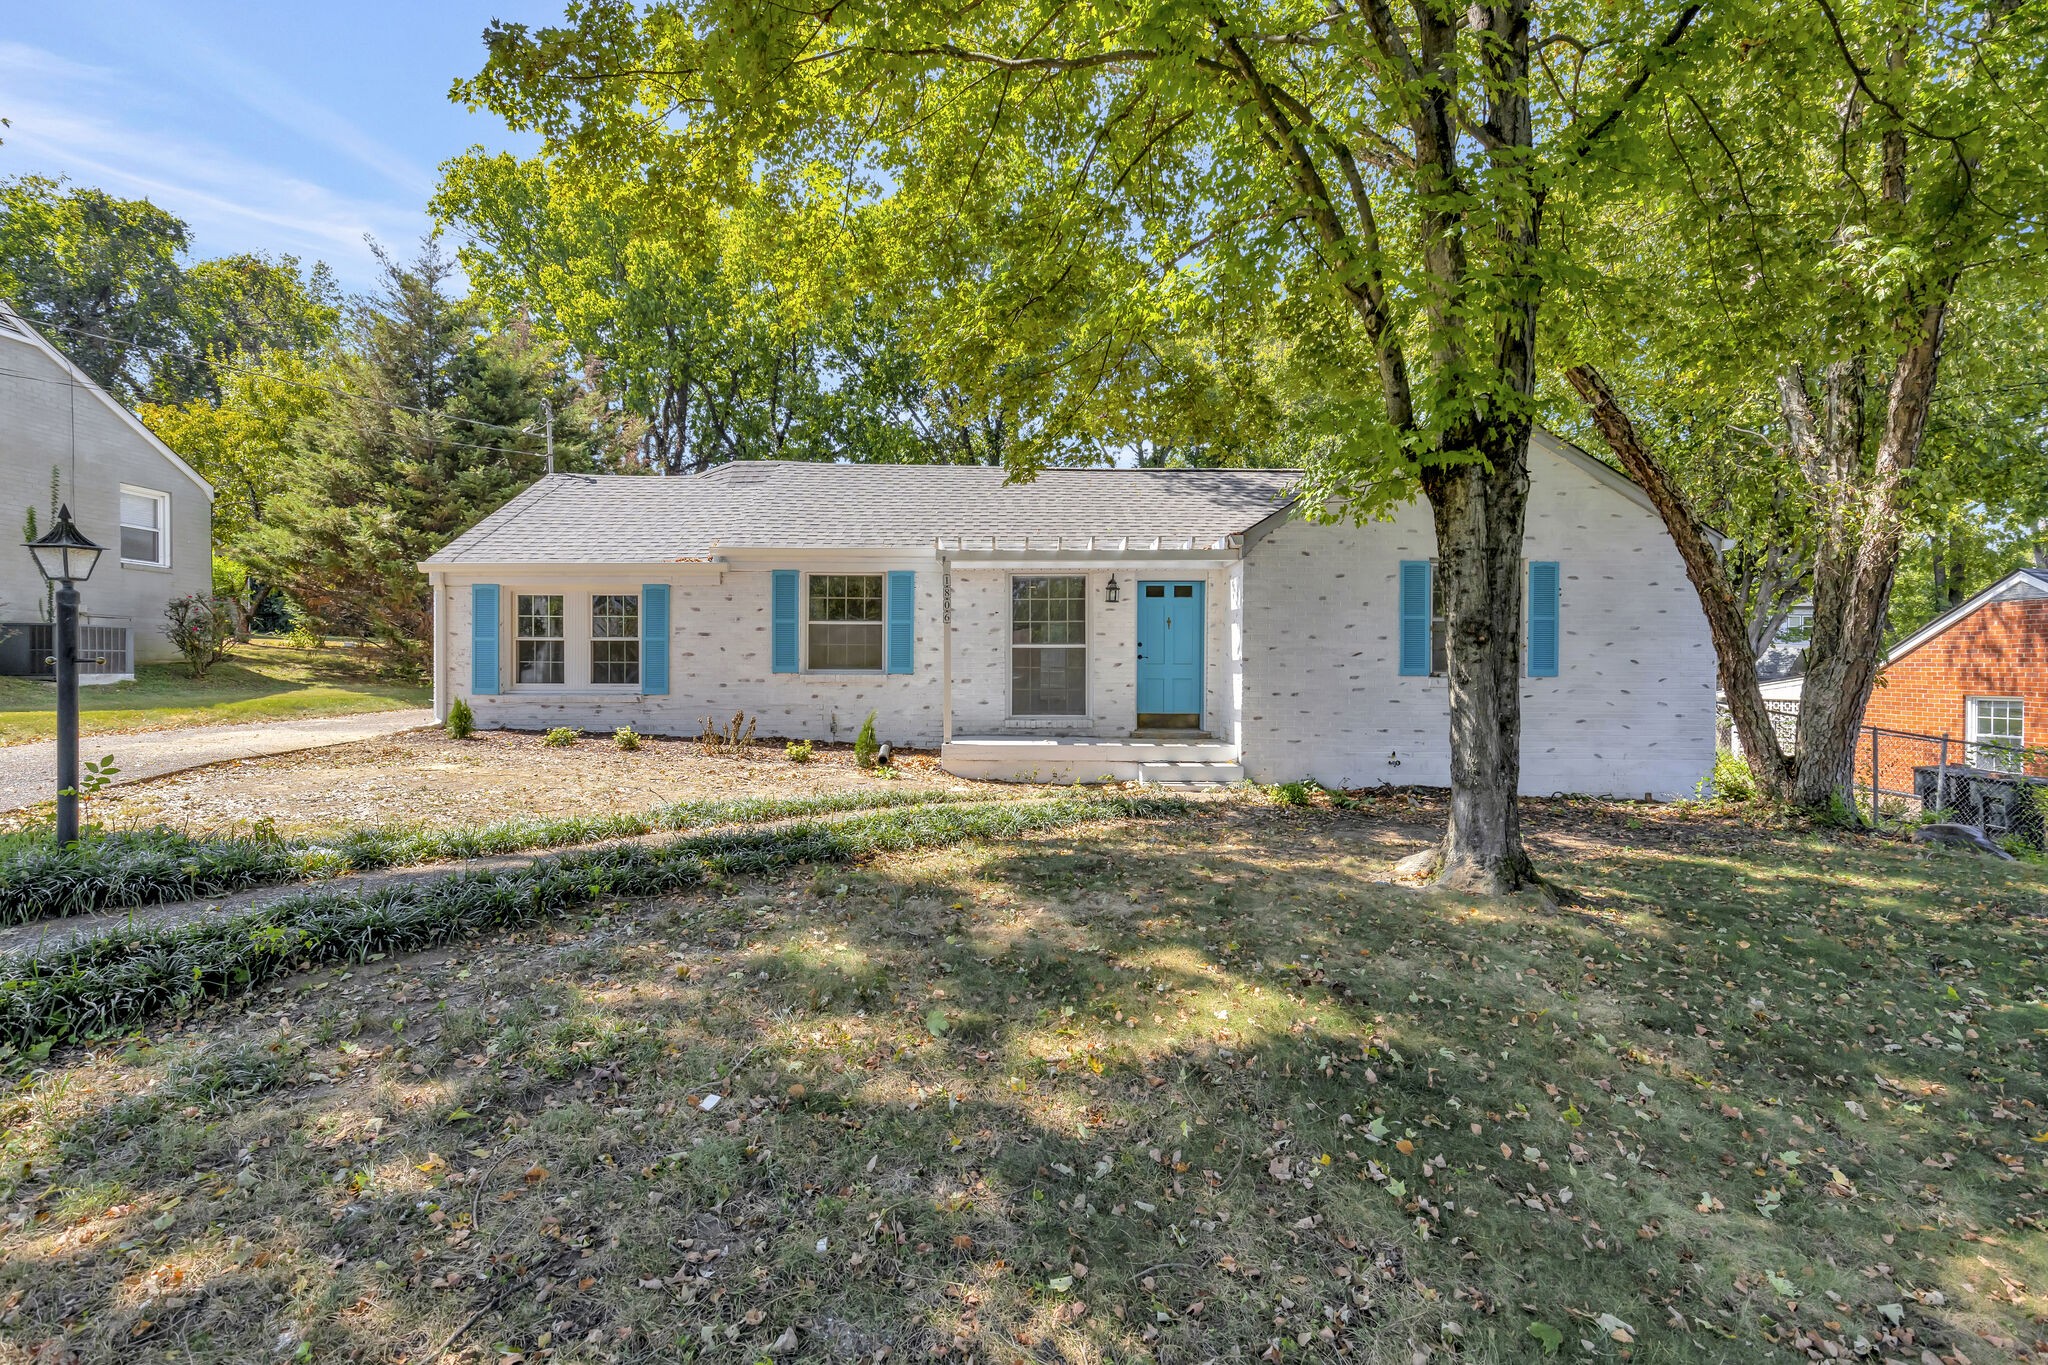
left=0, top=788, right=985, bottom=928
left=0, top=794, right=1189, bottom=1050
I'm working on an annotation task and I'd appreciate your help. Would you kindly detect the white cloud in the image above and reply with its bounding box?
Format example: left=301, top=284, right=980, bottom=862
left=0, top=40, right=432, bottom=287
left=152, top=35, right=438, bottom=198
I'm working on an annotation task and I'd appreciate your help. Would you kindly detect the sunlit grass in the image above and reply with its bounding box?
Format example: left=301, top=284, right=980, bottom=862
left=0, top=803, right=2038, bottom=1361
left=0, top=637, right=425, bottom=745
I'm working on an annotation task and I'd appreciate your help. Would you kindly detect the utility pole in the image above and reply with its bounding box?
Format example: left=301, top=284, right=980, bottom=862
left=543, top=397, right=555, bottom=474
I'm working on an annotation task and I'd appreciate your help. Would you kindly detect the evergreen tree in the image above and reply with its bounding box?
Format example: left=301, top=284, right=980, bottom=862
left=245, top=241, right=624, bottom=672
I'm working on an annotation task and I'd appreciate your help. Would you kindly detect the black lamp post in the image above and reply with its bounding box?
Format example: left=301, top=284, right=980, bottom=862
left=26, top=505, right=103, bottom=845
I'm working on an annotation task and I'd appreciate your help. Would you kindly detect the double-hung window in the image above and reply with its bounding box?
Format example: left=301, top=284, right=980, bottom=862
left=591, top=593, right=640, bottom=685
left=1968, top=698, right=2024, bottom=772
left=119, top=486, right=169, bottom=567
left=1011, top=576, right=1086, bottom=715
left=516, top=594, right=565, bottom=685
left=808, top=574, right=884, bottom=671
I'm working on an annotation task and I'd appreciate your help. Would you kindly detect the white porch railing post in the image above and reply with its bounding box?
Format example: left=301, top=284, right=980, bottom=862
left=940, top=552, right=954, bottom=747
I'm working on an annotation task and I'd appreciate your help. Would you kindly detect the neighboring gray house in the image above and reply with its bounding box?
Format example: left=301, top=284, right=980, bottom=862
left=0, top=303, right=214, bottom=674
left=422, top=429, right=1717, bottom=795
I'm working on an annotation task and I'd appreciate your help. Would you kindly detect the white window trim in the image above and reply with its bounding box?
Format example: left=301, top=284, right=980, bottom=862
left=511, top=591, right=567, bottom=690
left=1009, top=573, right=1089, bottom=718
left=118, top=484, right=171, bottom=568
left=803, top=572, right=887, bottom=675
left=589, top=591, right=643, bottom=688
left=506, top=590, right=644, bottom=692
left=1966, top=696, right=2025, bottom=770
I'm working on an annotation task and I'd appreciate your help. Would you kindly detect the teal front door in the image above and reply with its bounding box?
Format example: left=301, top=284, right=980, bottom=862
left=1136, top=580, right=1204, bottom=728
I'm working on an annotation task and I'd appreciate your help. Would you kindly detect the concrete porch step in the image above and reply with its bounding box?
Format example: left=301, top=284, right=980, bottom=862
left=1138, top=760, right=1244, bottom=788
left=941, top=735, right=1239, bottom=785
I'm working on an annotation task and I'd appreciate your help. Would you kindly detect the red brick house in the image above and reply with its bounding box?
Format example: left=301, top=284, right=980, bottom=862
left=1863, top=567, right=2047, bottom=773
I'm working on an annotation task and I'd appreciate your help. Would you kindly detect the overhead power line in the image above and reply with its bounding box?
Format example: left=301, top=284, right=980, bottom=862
left=7, top=306, right=552, bottom=445
left=0, top=363, right=555, bottom=466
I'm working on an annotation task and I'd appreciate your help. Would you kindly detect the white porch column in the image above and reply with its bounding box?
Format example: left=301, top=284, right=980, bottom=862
left=940, top=553, right=954, bottom=745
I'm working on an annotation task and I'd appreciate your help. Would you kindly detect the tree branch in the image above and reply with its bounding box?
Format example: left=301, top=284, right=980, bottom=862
left=1557, top=4, right=1702, bottom=162
left=1566, top=364, right=1794, bottom=794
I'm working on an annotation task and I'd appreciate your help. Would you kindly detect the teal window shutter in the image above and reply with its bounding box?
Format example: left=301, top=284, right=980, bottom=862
left=885, top=570, right=915, bottom=674
left=771, top=570, right=800, bottom=673
left=1527, top=561, right=1560, bottom=677
left=1398, top=561, right=1431, bottom=677
left=640, top=584, right=670, bottom=695
left=471, top=583, right=500, bottom=696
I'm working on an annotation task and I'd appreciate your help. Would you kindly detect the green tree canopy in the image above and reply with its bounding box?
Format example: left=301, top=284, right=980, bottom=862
left=1556, top=0, right=2048, bottom=805
left=0, top=175, right=340, bottom=403
left=0, top=175, right=190, bottom=402
left=243, top=242, right=632, bottom=670
left=453, top=0, right=1710, bottom=890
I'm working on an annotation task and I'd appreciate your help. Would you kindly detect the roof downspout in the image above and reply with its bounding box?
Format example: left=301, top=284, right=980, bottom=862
left=430, top=571, right=447, bottom=723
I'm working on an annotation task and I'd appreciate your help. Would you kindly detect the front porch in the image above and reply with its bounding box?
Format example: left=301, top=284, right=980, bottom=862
left=939, top=734, right=1243, bottom=786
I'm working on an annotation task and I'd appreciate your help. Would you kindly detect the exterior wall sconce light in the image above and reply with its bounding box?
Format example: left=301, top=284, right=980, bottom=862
left=1104, top=575, right=1121, bottom=603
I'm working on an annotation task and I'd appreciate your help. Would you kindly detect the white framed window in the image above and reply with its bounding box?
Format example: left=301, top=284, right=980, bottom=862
left=591, top=593, right=640, bottom=686
left=807, top=574, right=884, bottom=671
left=515, top=594, right=565, bottom=685
left=1011, top=575, right=1086, bottom=715
left=119, top=486, right=169, bottom=566
left=1967, top=697, right=2024, bottom=772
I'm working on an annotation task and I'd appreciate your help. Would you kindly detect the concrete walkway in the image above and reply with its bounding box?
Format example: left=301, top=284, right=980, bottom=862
left=0, top=709, right=435, bottom=813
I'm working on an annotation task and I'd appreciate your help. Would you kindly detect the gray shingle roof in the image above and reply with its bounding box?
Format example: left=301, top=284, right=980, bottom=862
left=424, top=462, right=1300, bottom=564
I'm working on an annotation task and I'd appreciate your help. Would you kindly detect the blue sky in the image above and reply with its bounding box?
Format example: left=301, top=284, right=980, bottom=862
left=2, top=2, right=555, bottom=292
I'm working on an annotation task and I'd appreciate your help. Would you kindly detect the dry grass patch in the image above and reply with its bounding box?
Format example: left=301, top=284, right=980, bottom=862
left=0, top=803, right=2042, bottom=1364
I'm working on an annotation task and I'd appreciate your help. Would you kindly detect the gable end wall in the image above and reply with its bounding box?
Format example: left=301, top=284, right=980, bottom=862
left=1237, top=442, right=1717, bottom=797
left=1862, top=599, right=2048, bottom=745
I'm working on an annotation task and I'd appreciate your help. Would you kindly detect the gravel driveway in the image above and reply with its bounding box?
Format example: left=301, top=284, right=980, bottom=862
left=0, top=709, right=434, bottom=813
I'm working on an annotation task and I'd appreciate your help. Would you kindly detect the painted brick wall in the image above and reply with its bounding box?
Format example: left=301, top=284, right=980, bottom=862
left=1238, top=439, right=1718, bottom=798
left=441, top=559, right=1244, bottom=748
left=1859, top=599, right=2048, bottom=774
left=0, top=335, right=213, bottom=661
left=432, top=442, right=1718, bottom=797
left=445, top=563, right=948, bottom=746
left=945, top=562, right=1240, bottom=741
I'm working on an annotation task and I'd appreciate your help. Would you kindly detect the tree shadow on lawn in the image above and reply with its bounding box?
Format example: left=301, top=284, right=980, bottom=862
left=0, top=806, right=2042, bottom=1363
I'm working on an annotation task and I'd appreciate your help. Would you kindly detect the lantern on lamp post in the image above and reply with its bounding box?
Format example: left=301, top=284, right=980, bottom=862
left=26, top=505, right=104, bottom=845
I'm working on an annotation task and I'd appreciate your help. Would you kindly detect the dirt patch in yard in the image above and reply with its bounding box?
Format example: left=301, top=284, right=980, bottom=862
left=86, top=729, right=982, bottom=837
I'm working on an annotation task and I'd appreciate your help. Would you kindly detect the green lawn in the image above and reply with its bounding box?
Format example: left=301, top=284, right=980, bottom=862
left=0, top=797, right=2040, bottom=1362
left=0, top=637, right=427, bottom=745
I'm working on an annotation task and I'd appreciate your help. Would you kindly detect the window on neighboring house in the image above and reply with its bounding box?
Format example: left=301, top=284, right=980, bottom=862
left=1012, top=575, right=1086, bottom=715
left=1429, top=563, right=1448, bottom=676
left=591, top=593, right=641, bottom=685
left=1967, top=697, right=2024, bottom=772
left=516, top=594, right=565, bottom=685
left=807, top=574, right=884, bottom=670
left=119, top=487, right=169, bottom=566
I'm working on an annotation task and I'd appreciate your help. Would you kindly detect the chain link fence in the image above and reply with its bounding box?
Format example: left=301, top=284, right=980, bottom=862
left=1718, top=701, right=2047, bottom=849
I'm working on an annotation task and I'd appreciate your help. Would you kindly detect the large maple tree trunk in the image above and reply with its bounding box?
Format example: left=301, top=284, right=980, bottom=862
left=1419, top=427, right=1539, bottom=894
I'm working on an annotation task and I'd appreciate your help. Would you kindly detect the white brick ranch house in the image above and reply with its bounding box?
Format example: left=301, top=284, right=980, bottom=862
left=421, top=429, right=1717, bottom=795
